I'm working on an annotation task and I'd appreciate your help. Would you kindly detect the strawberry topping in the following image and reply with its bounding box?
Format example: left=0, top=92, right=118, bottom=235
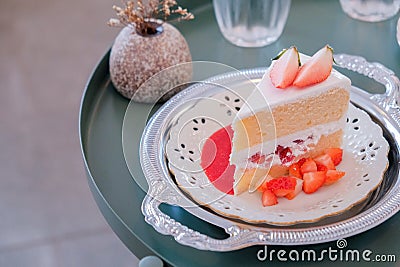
left=269, top=46, right=301, bottom=89
left=293, top=45, right=334, bottom=88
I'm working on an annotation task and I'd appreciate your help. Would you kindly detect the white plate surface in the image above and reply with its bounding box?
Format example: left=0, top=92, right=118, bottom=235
left=166, top=90, right=389, bottom=225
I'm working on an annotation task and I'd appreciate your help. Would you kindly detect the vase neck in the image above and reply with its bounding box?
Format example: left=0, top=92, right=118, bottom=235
left=136, top=20, right=164, bottom=37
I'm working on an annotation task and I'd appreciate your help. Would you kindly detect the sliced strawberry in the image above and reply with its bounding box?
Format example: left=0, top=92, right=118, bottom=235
left=297, top=158, right=307, bottom=167
left=324, top=148, right=343, bottom=166
left=314, top=154, right=335, bottom=170
left=262, top=189, right=278, bottom=206
left=257, top=175, right=274, bottom=192
left=288, top=162, right=302, bottom=179
left=266, top=176, right=297, bottom=197
left=285, top=178, right=303, bottom=200
left=300, top=158, right=317, bottom=175
left=325, top=170, right=346, bottom=185
left=273, top=189, right=293, bottom=198
left=302, top=171, right=326, bottom=194
left=293, top=45, right=334, bottom=88
left=316, top=162, right=328, bottom=172
left=269, top=46, right=301, bottom=89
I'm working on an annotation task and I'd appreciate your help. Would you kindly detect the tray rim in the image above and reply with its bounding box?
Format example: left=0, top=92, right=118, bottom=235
left=139, top=55, right=400, bottom=251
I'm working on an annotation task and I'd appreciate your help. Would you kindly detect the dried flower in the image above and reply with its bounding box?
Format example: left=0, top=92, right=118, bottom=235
left=108, top=0, right=194, bottom=35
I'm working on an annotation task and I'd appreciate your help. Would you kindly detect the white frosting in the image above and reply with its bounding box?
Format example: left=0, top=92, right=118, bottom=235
left=230, top=113, right=347, bottom=168
left=235, top=54, right=351, bottom=121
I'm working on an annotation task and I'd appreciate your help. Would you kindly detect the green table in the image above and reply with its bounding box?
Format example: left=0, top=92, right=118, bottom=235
left=80, top=0, right=400, bottom=266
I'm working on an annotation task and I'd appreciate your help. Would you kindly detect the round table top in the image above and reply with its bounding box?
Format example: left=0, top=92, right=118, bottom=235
left=80, top=0, right=400, bottom=266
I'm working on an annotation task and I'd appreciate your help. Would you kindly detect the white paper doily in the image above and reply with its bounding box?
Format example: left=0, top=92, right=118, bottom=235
left=166, top=91, right=389, bottom=225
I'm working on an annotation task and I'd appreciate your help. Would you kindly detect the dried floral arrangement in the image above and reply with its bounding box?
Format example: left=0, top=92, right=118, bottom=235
left=108, top=0, right=194, bottom=36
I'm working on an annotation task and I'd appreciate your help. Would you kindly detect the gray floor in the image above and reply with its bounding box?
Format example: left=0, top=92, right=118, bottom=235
left=0, top=0, right=139, bottom=266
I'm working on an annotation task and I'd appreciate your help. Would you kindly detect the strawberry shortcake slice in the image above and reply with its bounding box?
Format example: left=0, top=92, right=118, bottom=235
left=230, top=45, right=351, bottom=195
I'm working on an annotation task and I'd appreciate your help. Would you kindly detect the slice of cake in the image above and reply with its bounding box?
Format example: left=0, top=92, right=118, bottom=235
left=230, top=46, right=351, bottom=195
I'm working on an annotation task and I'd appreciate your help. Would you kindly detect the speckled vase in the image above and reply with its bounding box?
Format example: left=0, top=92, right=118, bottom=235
left=109, top=22, right=192, bottom=103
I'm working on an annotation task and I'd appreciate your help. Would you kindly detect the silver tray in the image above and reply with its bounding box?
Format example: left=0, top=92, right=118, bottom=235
left=139, top=54, right=400, bottom=251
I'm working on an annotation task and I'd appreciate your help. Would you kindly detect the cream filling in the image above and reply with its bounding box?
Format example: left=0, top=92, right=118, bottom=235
left=230, top=115, right=346, bottom=168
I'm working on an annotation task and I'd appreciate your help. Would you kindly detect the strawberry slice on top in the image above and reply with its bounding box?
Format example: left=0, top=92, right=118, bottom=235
left=293, top=45, right=334, bottom=88
left=269, top=46, right=301, bottom=89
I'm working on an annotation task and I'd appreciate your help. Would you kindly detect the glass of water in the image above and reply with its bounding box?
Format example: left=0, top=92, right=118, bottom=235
left=339, top=0, right=400, bottom=22
left=213, top=0, right=291, bottom=48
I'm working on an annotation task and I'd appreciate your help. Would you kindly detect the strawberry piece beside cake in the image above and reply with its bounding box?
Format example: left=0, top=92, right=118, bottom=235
left=230, top=45, right=351, bottom=195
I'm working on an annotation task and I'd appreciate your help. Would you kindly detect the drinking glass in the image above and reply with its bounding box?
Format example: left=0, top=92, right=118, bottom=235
left=339, top=0, right=400, bottom=22
left=213, top=0, right=291, bottom=47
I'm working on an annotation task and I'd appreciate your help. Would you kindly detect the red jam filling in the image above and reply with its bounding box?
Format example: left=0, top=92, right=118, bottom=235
left=275, top=145, right=295, bottom=164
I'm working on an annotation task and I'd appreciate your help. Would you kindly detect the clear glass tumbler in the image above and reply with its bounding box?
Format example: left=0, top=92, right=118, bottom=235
left=213, top=0, right=291, bottom=47
left=339, top=0, right=400, bottom=22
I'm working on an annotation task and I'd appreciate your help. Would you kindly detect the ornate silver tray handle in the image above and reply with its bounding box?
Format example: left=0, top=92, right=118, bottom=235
left=140, top=54, right=400, bottom=251
left=335, top=54, right=400, bottom=113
